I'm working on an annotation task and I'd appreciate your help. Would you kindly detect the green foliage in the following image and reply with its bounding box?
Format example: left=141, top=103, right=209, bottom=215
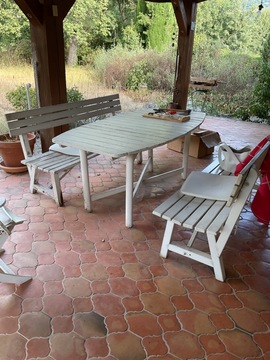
left=94, top=46, right=175, bottom=92
left=248, top=33, right=270, bottom=122
left=191, top=51, right=258, bottom=117
left=0, top=1, right=29, bottom=49
left=6, top=85, right=84, bottom=111
left=121, top=25, right=141, bottom=50
left=64, top=0, right=116, bottom=65
left=196, top=0, right=270, bottom=55
left=94, top=45, right=138, bottom=88
left=145, top=3, right=177, bottom=51
left=127, top=61, right=152, bottom=90
left=66, top=86, right=84, bottom=103
left=0, top=0, right=31, bottom=61
left=6, top=85, right=37, bottom=111
left=191, top=3, right=270, bottom=121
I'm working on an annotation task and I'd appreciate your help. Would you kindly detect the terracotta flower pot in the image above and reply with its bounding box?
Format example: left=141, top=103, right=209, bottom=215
left=0, top=133, right=36, bottom=173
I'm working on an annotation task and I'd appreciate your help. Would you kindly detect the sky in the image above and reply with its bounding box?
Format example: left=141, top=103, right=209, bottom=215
left=245, top=0, right=270, bottom=9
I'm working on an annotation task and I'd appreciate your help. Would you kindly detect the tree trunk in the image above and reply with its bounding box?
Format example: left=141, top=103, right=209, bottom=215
left=67, top=35, right=78, bottom=66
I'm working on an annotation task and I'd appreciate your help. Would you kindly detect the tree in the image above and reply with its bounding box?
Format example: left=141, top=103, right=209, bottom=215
left=0, top=0, right=30, bottom=60
left=250, top=32, right=270, bottom=122
left=136, top=2, right=176, bottom=51
left=108, top=0, right=137, bottom=44
left=195, top=0, right=270, bottom=55
left=64, top=0, right=116, bottom=65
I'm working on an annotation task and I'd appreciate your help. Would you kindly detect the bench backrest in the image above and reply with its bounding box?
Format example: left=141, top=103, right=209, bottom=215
left=181, top=140, right=270, bottom=207
left=6, top=94, right=121, bottom=137
left=227, top=140, right=270, bottom=205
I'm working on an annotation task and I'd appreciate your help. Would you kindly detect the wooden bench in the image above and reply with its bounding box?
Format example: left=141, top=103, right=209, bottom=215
left=5, top=94, right=121, bottom=206
left=153, top=141, right=270, bottom=281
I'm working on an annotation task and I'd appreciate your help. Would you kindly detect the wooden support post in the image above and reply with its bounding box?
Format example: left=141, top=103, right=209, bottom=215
left=30, top=17, right=67, bottom=150
left=14, top=0, right=75, bottom=151
left=173, top=1, right=198, bottom=110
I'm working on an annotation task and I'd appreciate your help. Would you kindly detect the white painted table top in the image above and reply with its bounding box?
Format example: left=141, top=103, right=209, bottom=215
left=52, top=110, right=206, bottom=158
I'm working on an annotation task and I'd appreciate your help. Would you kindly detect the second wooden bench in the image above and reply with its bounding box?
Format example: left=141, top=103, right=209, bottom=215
left=152, top=141, right=269, bottom=281
left=5, top=94, right=121, bottom=206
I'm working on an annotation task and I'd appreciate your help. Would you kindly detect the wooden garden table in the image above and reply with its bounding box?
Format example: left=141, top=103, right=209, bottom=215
left=53, top=110, right=205, bottom=227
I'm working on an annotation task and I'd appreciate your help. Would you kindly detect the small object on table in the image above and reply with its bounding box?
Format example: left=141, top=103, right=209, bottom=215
left=143, top=110, right=190, bottom=122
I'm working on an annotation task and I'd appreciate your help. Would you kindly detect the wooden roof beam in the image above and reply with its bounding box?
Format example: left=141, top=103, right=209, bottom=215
left=59, top=0, right=76, bottom=19
left=14, top=0, right=76, bottom=24
left=14, top=0, right=43, bottom=25
left=172, top=1, right=187, bottom=35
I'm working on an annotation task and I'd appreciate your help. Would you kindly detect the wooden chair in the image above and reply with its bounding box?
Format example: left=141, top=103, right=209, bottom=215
left=153, top=140, right=270, bottom=281
left=6, top=94, right=121, bottom=206
left=0, top=198, right=31, bottom=284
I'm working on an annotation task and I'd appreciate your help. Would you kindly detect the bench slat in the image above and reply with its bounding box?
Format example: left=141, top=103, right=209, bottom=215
left=152, top=190, right=183, bottom=217
left=172, top=197, right=206, bottom=225
left=162, top=195, right=195, bottom=221
left=194, top=200, right=227, bottom=233
left=183, top=199, right=217, bottom=230
left=6, top=94, right=120, bottom=120
left=7, top=95, right=121, bottom=136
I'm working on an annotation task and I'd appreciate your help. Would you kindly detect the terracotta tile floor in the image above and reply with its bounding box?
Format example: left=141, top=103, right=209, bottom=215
left=0, top=116, right=269, bottom=360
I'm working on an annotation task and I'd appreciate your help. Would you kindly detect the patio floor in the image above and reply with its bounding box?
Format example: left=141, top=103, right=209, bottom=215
left=0, top=115, right=269, bottom=360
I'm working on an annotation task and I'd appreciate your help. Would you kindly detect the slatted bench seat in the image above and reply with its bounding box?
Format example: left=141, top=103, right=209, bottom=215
left=5, top=94, right=121, bottom=206
left=153, top=141, right=270, bottom=281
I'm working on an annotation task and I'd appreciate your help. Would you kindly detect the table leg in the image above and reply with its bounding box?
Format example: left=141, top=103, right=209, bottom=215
left=126, top=154, right=136, bottom=228
left=182, top=133, right=191, bottom=179
left=80, top=150, right=92, bottom=212
left=148, top=149, right=153, bottom=172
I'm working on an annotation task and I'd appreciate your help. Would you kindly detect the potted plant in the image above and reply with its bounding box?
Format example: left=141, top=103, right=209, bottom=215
left=0, top=115, right=36, bottom=173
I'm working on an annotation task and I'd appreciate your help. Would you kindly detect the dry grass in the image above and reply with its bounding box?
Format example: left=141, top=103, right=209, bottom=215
left=0, top=65, right=35, bottom=112
left=0, top=65, right=35, bottom=134
left=0, top=65, right=151, bottom=134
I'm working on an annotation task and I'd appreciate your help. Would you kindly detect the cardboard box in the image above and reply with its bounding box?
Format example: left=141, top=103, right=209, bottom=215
left=168, top=129, right=221, bottom=158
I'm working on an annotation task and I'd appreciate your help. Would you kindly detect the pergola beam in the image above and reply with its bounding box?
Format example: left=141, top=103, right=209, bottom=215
left=173, top=1, right=198, bottom=109
left=172, top=1, right=187, bottom=35
left=14, top=0, right=76, bottom=150
left=14, top=0, right=43, bottom=25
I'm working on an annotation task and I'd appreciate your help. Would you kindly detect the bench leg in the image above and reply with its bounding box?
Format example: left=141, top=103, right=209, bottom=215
left=160, top=221, right=174, bottom=258
left=137, top=152, right=142, bottom=164
left=207, top=232, right=225, bottom=281
left=126, top=154, right=136, bottom=228
left=80, top=150, right=92, bottom=212
left=187, top=230, right=198, bottom=247
left=182, top=133, right=191, bottom=179
left=148, top=149, right=153, bottom=172
left=28, top=166, right=38, bottom=194
left=50, top=172, right=63, bottom=207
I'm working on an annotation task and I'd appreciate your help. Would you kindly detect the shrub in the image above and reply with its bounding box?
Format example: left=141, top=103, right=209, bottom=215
left=248, top=33, right=270, bottom=123
left=6, top=85, right=37, bottom=110
left=190, top=50, right=258, bottom=118
left=66, top=86, right=84, bottom=102
left=93, top=46, right=137, bottom=89
left=94, top=46, right=175, bottom=92
left=6, top=85, right=84, bottom=111
left=126, top=60, right=152, bottom=91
